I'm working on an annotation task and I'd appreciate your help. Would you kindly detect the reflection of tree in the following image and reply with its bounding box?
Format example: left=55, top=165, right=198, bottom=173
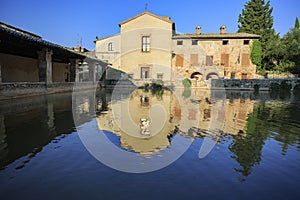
left=229, top=101, right=300, bottom=177
left=270, top=103, right=300, bottom=154
left=229, top=103, right=270, bottom=177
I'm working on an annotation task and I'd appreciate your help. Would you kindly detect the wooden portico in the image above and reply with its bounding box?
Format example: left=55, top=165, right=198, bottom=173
left=0, top=22, right=108, bottom=84
left=0, top=22, right=108, bottom=99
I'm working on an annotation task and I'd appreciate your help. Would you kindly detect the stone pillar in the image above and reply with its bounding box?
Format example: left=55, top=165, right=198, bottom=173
left=38, top=48, right=53, bottom=84
left=70, top=59, right=79, bottom=82
left=46, top=49, right=53, bottom=84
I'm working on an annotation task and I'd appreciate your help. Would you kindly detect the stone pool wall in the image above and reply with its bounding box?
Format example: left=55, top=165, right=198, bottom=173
left=211, top=78, right=300, bottom=91
left=0, top=82, right=98, bottom=101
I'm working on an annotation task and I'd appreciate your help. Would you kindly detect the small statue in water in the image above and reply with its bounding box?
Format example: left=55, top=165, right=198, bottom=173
left=140, top=118, right=150, bottom=136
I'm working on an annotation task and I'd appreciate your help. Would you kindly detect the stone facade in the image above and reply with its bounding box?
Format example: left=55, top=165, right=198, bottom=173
left=95, top=11, right=260, bottom=83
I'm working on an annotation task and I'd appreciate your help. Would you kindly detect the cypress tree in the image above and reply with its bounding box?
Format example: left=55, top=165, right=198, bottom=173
left=238, top=0, right=276, bottom=69
left=294, top=17, right=299, bottom=30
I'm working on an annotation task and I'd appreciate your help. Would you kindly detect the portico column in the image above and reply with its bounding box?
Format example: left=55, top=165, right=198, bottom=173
left=38, top=48, right=53, bottom=84
left=45, top=49, right=53, bottom=84
left=70, top=59, right=80, bottom=82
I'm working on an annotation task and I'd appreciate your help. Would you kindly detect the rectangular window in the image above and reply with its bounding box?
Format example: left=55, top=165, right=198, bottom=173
left=141, top=67, right=150, bottom=79
left=177, top=40, right=183, bottom=45
left=242, top=73, right=247, bottom=80
left=241, top=53, right=250, bottom=67
left=222, top=40, right=229, bottom=45
left=157, top=73, right=163, bottom=79
left=190, top=54, right=199, bottom=66
left=230, top=73, right=236, bottom=79
left=142, top=36, right=150, bottom=52
left=176, top=54, right=184, bottom=67
left=206, top=55, right=213, bottom=66
left=243, top=40, right=250, bottom=45
left=192, top=40, right=198, bottom=45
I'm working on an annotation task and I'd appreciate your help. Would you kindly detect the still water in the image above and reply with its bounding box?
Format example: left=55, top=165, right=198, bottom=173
left=0, top=89, right=300, bottom=200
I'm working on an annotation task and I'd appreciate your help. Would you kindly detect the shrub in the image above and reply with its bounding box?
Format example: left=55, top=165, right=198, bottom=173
left=182, top=78, right=192, bottom=88
left=182, top=88, right=191, bottom=98
left=151, top=79, right=164, bottom=90
left=144, top=82, right=150, bottom=88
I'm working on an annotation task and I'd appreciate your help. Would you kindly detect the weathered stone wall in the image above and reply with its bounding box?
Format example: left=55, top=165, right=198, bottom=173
left=211, top=78, right=300, bottom=90
left=52, top=62, right=69, bottom=82
left=172, top=38, right=257, bottom=80
left=0, top=82, right=98, bottom=100
left=0, top=53, right=39, bottom=82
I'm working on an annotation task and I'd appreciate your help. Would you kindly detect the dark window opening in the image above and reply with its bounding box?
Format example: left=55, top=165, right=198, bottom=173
left=192, top=40, right=198, bottom=45
left=222, top=40, right=229, bottom=45
left=243, top=40, right=250, bottom=45
left=108, top=42, right=113, bottom=51
left=157, top=73, right=163, bottom=79
left=141, top=67, right=150, bottom=79
left=230, top=73, right=236, bottom=79
left=177, top=40, right=183, bottom=45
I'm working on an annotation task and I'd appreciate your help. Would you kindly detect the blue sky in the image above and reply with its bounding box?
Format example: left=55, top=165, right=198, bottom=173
left=1, top=0, right=299, bottom=50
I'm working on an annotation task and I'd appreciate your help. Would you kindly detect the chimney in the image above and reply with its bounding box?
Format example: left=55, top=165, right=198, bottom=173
left=220, top=25, right=226, bottom=34
left=196, top=25, right=201, bottom=35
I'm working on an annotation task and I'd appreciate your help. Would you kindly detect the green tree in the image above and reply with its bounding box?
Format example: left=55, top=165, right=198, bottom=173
left=295, top=17, right=300, bottom=30
left=251, top=39, right=262, bottom=71
left=264, top=34, right=292, bottom=72
left=281, top=17, right=300, bottom=73
left=238, top=0, right=276, bottom=69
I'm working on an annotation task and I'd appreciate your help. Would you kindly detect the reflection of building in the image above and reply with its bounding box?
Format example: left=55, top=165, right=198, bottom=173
left=97, top=90, right=181, bottom=154
left=96, top=89, right=254, bottom=154
left=223, top=99, right=254, bottom=135
left=192, top=90, right=254, bottom=136
left=95, top=11, right=260, bottom=82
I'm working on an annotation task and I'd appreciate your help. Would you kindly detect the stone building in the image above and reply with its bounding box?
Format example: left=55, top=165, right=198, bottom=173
left=0, top=22, right=108, bottom=99
left=95, top=11, right=260, bottom=83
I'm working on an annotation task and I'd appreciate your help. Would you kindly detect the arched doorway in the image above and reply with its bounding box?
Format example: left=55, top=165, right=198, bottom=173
left=206, top=72, right=219, bottom=80
left=190, top=72, right=203, bottom=80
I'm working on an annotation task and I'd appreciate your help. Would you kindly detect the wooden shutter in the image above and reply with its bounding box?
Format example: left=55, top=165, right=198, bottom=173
left=206, top=56, right=213, bottom=66
left=241, top=53, right=250, bottom=67
left=221, top=54, right=229, bottom=67
left=190, top=54, right=198, bottom=66
left=176, top=54, right=184, bottom=67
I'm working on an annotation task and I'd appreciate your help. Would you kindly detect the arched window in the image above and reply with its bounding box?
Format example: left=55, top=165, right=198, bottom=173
left=108, top=42, right=113, bottom=51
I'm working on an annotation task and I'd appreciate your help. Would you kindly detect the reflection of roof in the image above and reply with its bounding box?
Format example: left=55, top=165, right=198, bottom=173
left=119, top=11, right=174, bottom=27
left=173, top=32, right=260, bottom=39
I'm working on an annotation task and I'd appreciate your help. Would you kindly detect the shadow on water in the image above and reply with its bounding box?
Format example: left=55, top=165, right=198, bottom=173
left=0, top=93, right=76, bottom=170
